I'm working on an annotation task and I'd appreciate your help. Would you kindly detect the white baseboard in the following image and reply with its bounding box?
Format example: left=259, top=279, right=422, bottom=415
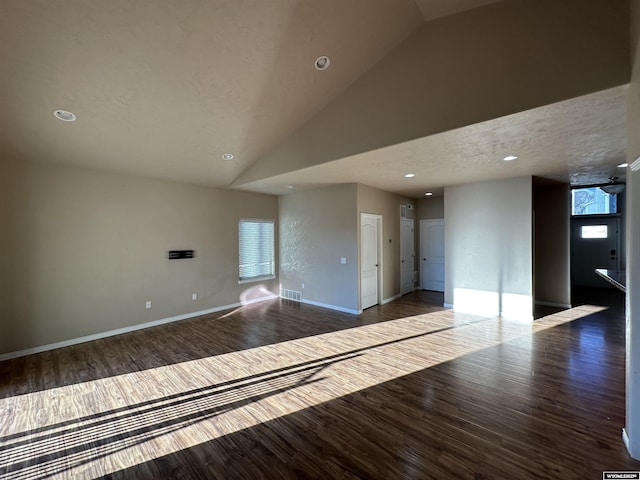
left=621, top=427, right=640, bottom=460
left=244, top=293, right=279, bottom=305
left=622, top=428, right=640, bottom=460
left=442, top=303, right=533, bottom=320
left=381, top=293, right=402, bottom=305
left=623, top=428, right=633, bottom=457
left=535, top=301, right=572, bottom=309
left=301, top=299, right=359, bottom=315
left=501, top=313, right=534, bottom=322
left=0, top=295, right=277, bottom=362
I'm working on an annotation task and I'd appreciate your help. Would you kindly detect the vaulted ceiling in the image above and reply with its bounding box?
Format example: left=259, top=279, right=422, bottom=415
left=0, top=0, right=629, bottom=198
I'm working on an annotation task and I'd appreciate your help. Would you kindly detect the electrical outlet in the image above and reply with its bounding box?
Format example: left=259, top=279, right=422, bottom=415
left=192, top=293, right=197, bottom=300
left=301, top=283, right=305, bottom=289
left=145, top=301, right=151, bottom=309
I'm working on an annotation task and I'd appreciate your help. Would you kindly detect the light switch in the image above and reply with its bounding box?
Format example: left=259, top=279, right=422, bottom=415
left=340, top=257, right=347, bottom=264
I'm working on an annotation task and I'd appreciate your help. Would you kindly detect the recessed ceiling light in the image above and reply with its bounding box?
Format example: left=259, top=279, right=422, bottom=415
left=404, top=173, right=415, bottom=178
left=503, top=155, right=518, bottom=161
left=286, top=185, right=294, bottom=189
left=221, top=153, right=234, bottom=161
left=424, top=192, right=433, bottom=196
left=53, top=109, right=76, bottom=122
left=315, top=55, right=331, bottom=70
left=618, top=162, right=629, bottom=168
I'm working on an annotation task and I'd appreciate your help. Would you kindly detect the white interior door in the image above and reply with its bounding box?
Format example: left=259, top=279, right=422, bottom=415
left=420, top=219, right=445, bottom=292
left=571, top=216, right=620, bottom=287
left=400, top=218, right=414, bottom=295
left=361, top=214, right=380, bottom=310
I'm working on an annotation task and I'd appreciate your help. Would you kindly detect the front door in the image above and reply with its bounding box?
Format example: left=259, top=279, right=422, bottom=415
left=420, top=219, right=445, bottom=292
left=571, top=216, right=620, bottom=287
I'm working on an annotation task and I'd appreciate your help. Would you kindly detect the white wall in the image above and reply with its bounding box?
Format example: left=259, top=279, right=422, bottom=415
left=279, top=184, right=359, bottom=313
left=624, top=0, right=640, bottom=459
left=445, top=177, right=533, bottom=320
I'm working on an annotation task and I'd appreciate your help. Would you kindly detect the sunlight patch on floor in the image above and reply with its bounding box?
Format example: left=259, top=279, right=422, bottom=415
left=0, top=304, right=606, bottom=479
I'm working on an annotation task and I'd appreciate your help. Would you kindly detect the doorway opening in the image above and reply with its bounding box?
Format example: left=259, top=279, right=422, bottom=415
left=360, top=213, right=383, bottom=310
left=400, top=218, right=415, bottom=295
left=570, top=185, right=625, bottom=306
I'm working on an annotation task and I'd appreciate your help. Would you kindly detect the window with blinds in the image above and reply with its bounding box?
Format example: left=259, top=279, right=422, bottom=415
left=238, top=219, right=275, bottom=283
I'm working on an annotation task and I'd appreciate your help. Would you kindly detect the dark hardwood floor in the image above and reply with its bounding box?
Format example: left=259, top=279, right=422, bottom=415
left=0, top=289, right=638, bottom=479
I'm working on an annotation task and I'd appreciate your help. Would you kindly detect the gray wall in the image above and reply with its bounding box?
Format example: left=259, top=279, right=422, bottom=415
left=533, top=183, right=571, bottom=307
left=417, top=196, right=444, bottom=220
left=0, top=159, right=278, bottom=355
left=444, top=177, right=533, bottom=319
left=278, top=183, right=415, bottom=313
left=279, top=184, right=358, bottom=313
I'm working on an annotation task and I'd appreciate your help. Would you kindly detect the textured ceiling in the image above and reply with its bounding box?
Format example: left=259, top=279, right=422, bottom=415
left=0, top=0, right=423, bottom=186
left=412, top=0, right=504, bottom=21
left=239, top=86, right=627, bottom=197
left=0, top=0, right=628, bottom=198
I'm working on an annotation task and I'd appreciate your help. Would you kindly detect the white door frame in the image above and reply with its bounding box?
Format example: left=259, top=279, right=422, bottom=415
left=400, top=218, right=415, bottom=295
left=420, top=218, right=445, bottom=292
left=360, top=213, right=383, bottom=310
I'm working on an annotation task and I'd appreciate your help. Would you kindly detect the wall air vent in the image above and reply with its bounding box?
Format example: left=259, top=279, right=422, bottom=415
left=281, top=289, right=302, bottom=302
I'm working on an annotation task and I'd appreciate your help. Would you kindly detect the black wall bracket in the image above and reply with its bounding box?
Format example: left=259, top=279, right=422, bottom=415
left=168, top=250, right=195, bottom=259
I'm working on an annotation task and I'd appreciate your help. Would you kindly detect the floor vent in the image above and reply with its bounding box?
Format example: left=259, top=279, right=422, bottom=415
left=280, top=289, right=302, bottom=302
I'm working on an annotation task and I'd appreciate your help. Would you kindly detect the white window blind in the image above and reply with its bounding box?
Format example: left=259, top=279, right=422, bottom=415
left=239, top=219, right=275, bottom=282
